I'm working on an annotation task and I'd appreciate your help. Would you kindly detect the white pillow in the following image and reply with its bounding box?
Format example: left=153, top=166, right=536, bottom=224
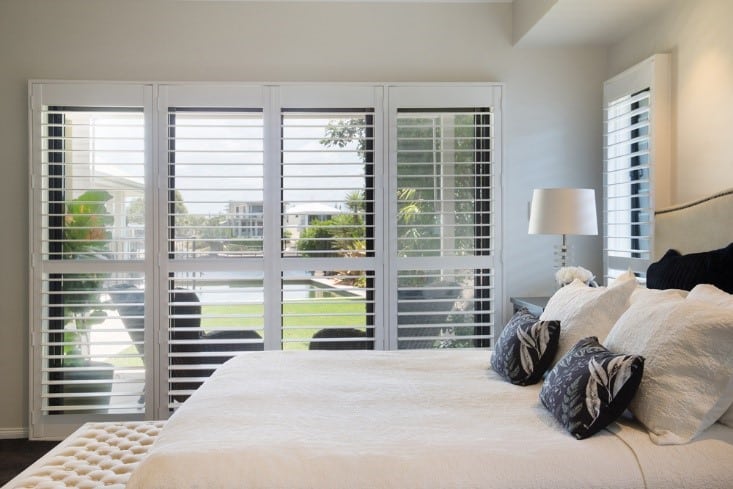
left=687, top=283, right=733, bottom=307
left=604, top=290, right=733, bottom=444
left=540, top=277, right=636, bottom=365
left=686, top=284, right=733, bottom=428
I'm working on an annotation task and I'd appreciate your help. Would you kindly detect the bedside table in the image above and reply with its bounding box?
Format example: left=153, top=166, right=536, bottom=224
left=510, top=296, right=550, bottom=317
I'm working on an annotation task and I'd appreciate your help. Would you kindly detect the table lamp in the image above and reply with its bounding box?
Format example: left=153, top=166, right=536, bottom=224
left=528, top=188, right=598, bottom=268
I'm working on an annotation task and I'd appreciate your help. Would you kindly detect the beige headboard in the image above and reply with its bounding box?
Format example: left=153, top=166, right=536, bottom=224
left=654, top=188, right=733, bottom=259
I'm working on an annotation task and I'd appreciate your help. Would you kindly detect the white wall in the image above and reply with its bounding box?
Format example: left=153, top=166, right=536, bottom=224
left=608, top=0, right=733, bottom=204
left=0, top=0, right=605, bottom=435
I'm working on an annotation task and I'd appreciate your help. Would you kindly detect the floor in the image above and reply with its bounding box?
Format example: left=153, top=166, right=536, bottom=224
left=0, top=438, right=58, bottom=486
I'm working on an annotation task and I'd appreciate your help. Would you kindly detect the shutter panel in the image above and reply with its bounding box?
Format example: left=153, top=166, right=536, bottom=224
left=603, top=54, right=671, bottom=283
left=280, top=109, right=376, bottom=350
left=167, top=109, right=265, bottom=259
left=390, top=103, right=498, bottom=349
left=165, top=108, right=266, bottom=406
left=604, top=90, right=652, bottom=279
left=38, top=106, right=147, bottom=415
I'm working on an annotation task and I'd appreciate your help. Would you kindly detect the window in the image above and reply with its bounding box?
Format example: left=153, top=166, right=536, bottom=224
left=603, top=55, right=670, bottom=282
left=29, top=82, right=502, bottom=437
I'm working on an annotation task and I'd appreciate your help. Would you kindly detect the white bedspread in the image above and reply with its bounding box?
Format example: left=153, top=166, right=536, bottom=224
left=127, top=350, right=733, bottom=489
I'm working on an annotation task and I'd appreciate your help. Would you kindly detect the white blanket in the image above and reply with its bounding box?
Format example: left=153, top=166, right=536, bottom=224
left=128, top=350, right=733, bottom=489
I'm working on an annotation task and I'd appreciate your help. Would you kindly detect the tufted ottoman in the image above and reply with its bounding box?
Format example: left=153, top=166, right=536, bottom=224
left=4, top=421, right=165, bottom=489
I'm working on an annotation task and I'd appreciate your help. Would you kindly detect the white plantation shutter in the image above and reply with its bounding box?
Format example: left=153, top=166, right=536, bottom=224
left=30, top=82, right=502, bottom=436
left=603, top=55, right=671, bottom=282
left=166, top=108, right=265, bottom=259
left=29, top=83, right=152, bottom=438
left=160, top=86, right=267, bottom=406
left=604, top=90, right=652, bottom=277
left=278, top=87, right=382, bottom=350
left=388, top=86, right=501, bottom=349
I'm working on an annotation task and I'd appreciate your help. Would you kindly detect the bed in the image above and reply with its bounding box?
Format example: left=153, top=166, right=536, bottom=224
left=10, top=190, right=731, bottom=489
left=122, top=188, right=733, bottom=489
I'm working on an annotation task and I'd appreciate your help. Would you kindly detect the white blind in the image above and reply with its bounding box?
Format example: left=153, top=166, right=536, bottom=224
left=280, top=109, right=377, bottom=350
left=395, top=110, right=493, bottom=257
left=31, top=83, right=502, bottom=434
left=40, top=108, right=145, bottom=261
left=38, top=106, right=147, bottom=415
left=393, top=108, right=495, bottom=349
left=281, top=110, right=374, bottom=258
left=167, top=109, right=265, bottom=259
left=604, top=89, right=652, bottom=280
left=165, top=108, right=266, bottom=406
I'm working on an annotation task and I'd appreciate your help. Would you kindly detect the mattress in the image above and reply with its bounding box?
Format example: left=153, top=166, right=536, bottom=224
left=126, top=349, right=733, bottom=489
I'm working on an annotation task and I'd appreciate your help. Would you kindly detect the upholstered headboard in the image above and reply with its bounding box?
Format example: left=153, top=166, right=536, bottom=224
left=654, top=188, right=733, bottom=259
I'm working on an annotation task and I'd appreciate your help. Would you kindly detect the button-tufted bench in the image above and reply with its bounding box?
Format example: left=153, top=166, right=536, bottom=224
left=4, top=421, right=164, bottom=489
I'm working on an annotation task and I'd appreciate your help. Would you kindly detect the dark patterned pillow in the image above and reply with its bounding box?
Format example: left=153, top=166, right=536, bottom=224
left=646, top=243, right=733, bottom=293
left=540, top=337, right=644, bottom=440
left=490, top=308, right=560, bottom=385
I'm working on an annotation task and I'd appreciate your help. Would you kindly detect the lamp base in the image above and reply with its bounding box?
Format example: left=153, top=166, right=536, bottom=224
left=552, top=235, right=571, bottom=269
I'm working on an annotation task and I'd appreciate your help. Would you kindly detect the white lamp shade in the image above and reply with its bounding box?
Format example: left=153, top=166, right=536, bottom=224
left=528, top=188, right=598, bottom=236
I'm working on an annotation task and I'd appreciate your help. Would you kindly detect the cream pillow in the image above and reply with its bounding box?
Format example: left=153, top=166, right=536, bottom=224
left=540, top=277, right=637, bottom=365
left=687, top=283, right=733, bottom=307
left=604, top=290, right=733, bottom=444
left=686, top=284, right=733, bottom=428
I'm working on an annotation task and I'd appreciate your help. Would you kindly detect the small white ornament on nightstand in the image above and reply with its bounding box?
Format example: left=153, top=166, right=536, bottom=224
left=555, top=266, right=597, bottom=287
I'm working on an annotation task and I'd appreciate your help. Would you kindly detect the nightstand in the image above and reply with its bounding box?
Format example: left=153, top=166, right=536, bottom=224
left=510, top=296, right=550, bottom=317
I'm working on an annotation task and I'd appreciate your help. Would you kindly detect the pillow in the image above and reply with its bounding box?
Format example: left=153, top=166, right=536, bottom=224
left=687, top=283, right=733, bottom=307
left=686, top=284, right=733, bottom=428
left=540, top=277, right=636, bottom=365
left=604, top=291, right=733, bottom=444
left=540, top=336, right=644, bottom=440
left=491, top=309, right=560, bottom=385
left=646, top=243, right=733, bottom=293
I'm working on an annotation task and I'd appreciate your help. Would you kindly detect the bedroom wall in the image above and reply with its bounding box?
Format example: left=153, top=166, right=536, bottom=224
left=0, top=0, right=606, bottom=435
left=608, top=0, right=733, bottom=204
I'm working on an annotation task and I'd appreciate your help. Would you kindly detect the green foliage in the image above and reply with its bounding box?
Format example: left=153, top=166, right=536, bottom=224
left=320, top=118, right=367, bottom=157
left=296, top=221, right=335, bottom=257
left=63, top=190, right=114, bottom=257
left=61, top=190, right=113, bottom=360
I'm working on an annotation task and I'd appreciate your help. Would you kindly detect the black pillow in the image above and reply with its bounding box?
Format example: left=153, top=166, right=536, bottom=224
left=490, top=308, right=560, bottom=385
left=647, top=243, right=733, bottom=293
left=540, top=337, right=644, bottom=440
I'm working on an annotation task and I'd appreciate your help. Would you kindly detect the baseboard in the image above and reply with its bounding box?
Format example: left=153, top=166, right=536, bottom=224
left=0, top=427, right=29, bottom=439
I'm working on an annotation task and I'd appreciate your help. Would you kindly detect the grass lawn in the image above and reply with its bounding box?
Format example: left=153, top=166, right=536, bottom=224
left=107, top=297, right=367, bottom=365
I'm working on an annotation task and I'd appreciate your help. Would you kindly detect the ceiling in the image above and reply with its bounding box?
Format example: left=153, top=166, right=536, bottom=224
left=178, top=0, right=673, bottom=47
left=514, top=0, right=674, bottom=46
